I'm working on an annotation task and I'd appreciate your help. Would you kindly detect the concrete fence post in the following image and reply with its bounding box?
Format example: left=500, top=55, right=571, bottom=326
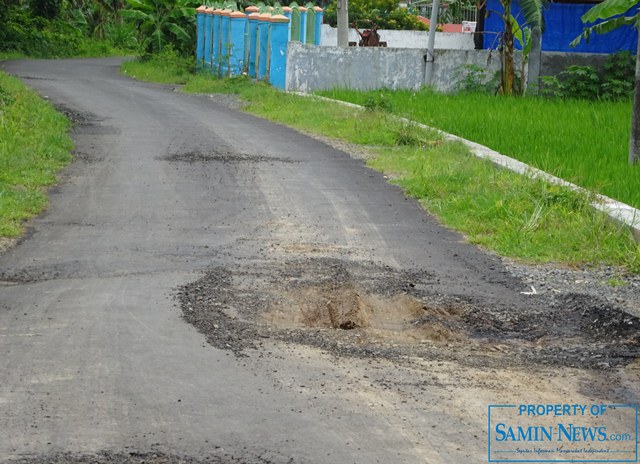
left=212, top=9, right=223, bottom=76
left=283, top=6, right=292, bottom=41
left=268, top=14, right=290, bottom=89
left=229, top=12, right=248, bottom=76
left=257, top=13, right=271, bottom=80
left=203, top=7, right=214, bottom=70
left=247, top=12, right=260, bottom=78
left=245, top=6, right=259, bottom=76
left=313, top=7, right=323, bottom=45
left=196, top=5, right=207, bottom=70
left=220, top=9, right=232, bottom=77
left=299, top=7, right=307, bottom=44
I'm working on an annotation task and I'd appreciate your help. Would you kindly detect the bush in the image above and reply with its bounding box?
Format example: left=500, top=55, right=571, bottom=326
left=0, top=7, right=86, bottom=57
left=540, top=52, right=634, bottom=101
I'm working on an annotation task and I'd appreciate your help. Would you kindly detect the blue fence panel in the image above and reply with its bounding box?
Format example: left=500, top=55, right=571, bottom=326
left=483, top=0, right=638, bottom=53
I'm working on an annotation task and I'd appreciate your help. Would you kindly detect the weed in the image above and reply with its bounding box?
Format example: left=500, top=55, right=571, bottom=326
left=363, top=93, right=394, bottom=112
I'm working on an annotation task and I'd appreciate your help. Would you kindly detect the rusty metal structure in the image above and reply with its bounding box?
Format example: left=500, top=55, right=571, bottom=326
left=349, top=21, right=387, bottom=47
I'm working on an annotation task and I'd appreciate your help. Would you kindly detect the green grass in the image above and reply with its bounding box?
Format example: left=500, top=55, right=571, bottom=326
left=0, top=71, right=73, bottom=236
left=124, top=66, right=640, bottom=272
left=121, top=49, right=194, bottom=84
left=319, top=88, right=640, bottom=210
left=373, top=143, right=639, bottom=267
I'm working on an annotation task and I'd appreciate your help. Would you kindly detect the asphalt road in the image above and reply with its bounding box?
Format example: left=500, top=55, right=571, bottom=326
left=0, top=58, right=607, bottom=463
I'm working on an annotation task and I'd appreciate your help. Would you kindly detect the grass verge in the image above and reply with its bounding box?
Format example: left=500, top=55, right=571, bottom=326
left=0, top=71, right=73, bottom=237
left=319, top=88, right=640, bottom=210
left=126, top=65, right=640, bottom=272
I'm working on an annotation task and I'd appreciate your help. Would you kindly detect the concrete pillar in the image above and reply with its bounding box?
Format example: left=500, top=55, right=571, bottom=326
left=247, top=12, right=260, bottom=78
left=212, top=9, right=222, bottom=76
left=299, top=7, right=307, bottom=44
left=203, top=8, right=214, bottom=70
left=229, top=11, right=248, bottom=76
left=196, top=6, right=206, bottom=70
left=283, top=6, right=292, bottom=41
left=220, top=9, right=232, bottom=77
left=257, top=13, right=271, bottom=80
left=313, top=7, right=323, bottom=45
left=269, top=15, right=290, bottom=90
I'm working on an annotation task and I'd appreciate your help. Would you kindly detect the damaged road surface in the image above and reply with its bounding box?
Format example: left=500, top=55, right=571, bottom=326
left=1, top=58, right=639, bottom=464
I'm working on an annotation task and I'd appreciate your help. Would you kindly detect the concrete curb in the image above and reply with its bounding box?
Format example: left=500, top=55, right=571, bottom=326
left=293, top=92, right=640, bottom=241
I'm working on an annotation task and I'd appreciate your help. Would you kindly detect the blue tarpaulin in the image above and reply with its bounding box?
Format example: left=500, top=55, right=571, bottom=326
left=483, top=0, right=638, bottom=53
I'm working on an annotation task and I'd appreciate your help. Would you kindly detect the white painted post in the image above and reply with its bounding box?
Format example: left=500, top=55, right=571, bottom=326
left=424, top=0, right=440, bottom=86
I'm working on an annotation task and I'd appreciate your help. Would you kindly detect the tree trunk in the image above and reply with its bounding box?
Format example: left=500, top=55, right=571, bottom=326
left=337, top=0, right=349, bottom=48
left=629, top=27, right=640, bottom=165
left=500, top=1, right=515, bottom=96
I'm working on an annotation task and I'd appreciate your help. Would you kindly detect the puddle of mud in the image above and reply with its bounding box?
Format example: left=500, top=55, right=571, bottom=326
left=178, top=258, right=640, bottom=369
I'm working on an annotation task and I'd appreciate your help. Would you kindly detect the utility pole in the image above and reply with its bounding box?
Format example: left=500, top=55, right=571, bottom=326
left=337, top=0, right=349, bottom=47
left=526, top=26, right=542, bottom=94
left=424, top=0, right=440, bottom=86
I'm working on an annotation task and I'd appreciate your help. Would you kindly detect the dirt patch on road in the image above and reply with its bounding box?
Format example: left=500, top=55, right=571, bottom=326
left=177, top=258, right=640, bottom=369
left=162, top=149, right=297, bottom=165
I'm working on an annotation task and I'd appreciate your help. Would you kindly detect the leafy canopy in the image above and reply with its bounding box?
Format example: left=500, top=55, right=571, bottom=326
left=324, top=0, right=428, bottom=30
left=571, top=0, right=640, bottom=46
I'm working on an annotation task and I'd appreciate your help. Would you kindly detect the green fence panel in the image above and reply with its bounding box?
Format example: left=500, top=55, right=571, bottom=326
left=290, top=7, right=301, bottom=42
left=305, top=3, right=315, bottom=44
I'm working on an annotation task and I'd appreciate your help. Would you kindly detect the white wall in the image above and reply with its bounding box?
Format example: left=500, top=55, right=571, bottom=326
left=286, top=42, right=502, bottom=93
left=320, top=24, right=475, bottom=50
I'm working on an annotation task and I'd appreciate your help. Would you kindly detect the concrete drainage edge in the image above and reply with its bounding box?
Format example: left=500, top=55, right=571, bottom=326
left=292, top=92, right=640, bottom=242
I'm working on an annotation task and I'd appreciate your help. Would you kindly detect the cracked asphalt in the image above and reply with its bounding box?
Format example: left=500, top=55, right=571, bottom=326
left=1, top=58, right=639, bottom=464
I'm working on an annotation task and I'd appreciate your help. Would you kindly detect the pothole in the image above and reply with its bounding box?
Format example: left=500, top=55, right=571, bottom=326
left=177, top=258, right=640, bottom=368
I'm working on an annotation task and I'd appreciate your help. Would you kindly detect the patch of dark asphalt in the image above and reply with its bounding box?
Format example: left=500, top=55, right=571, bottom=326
left=53, top=104, right=99, bottom=127
left=177, top=258, right=640, bottom=370
left=6, top=451, right=299, bottom=464
left=71, top=150, right=102, bottom=164
left=162, top=149, right=298, bottom=165
left=0, top=261, right=86, bottom=284
left=15, top=75, right=56, bottom=81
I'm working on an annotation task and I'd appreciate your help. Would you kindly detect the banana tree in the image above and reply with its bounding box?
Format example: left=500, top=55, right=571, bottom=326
left=493, top=0, right=546, bottom=95
left=572, top=0, right=640, bottom=165
left=121, top=0, right=197, bottom=54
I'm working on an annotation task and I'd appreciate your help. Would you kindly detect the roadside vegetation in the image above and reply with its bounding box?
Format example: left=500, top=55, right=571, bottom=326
left=119, top=59, right=640, bottom=272
left=320, top=88, right=640, bottom=209
left=0, top=72, right=73, bottom=236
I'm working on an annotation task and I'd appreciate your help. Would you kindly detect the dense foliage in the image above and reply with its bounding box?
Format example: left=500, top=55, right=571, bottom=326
left=0, top=0, right=197, bottom=57
left=540, top=52, right=635, bottom=101
left=324, top=0, right=428, bottom=31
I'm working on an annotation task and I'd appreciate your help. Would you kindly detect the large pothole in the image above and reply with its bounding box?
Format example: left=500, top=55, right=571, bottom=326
left=177, top=258, right=640, bottom=369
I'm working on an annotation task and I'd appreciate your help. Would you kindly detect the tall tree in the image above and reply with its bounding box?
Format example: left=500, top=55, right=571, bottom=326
left=572, top=0, right=640, bottom=165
